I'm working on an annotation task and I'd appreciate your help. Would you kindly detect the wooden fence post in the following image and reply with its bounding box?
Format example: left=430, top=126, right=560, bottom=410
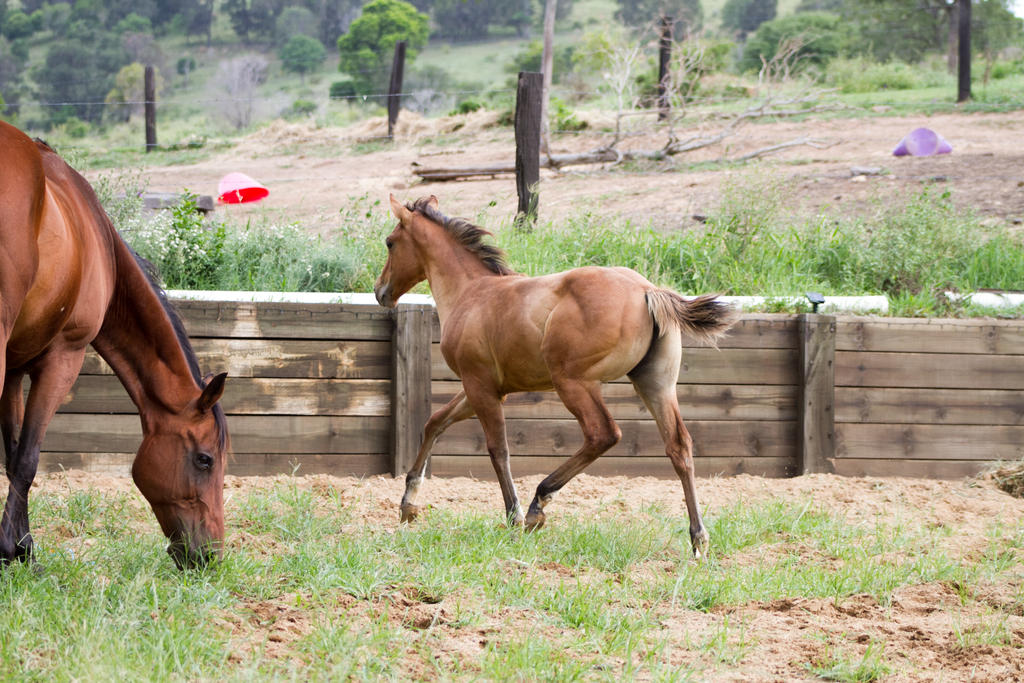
left=144, top=64, right=157, bottom=152
left=956, top=0, right=971, bottom=103
left=515, top=71, right=543, bottom=225
left=657, top=15, right=672, bottom=121
left=387, top=40, right=407, bottom=139
left=798, top=314, right=836, bottom=474
left=391, top=303, right=432, bottom=477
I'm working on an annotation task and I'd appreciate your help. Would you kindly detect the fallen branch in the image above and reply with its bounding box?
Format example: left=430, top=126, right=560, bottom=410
left=734, top=136, right=829, bottom=161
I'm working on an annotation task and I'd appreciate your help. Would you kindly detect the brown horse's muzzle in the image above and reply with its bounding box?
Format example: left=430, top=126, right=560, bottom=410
left=374, top=282, right=395, bottom=308
left=166, top=528, right=222, bottom=570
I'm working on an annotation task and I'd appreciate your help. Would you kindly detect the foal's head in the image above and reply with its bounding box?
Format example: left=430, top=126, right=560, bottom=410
left=374, top=194, right=430, bottom=308
left=131, top=373, right=228, bottom=570
left=374, top=194, right=513, bottom=307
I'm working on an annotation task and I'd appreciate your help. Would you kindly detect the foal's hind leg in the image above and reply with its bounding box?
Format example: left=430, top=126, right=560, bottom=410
left=627, top=327, right=709, bottom=559
left=525, top=379, right=621, bottom=530
left=400, top=390, right=475, bottom=523
left=1, top=348, right=84, bottom=563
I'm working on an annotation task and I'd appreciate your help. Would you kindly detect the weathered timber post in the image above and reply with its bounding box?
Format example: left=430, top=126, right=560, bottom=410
left=515, top=71, right=543, bottom=225
left=957, top=0, right=971, bottom=103
left=387, top=40, right=407, bottom=139
left=798, top=314, right=836, bottom=474
left=144, top=64, right=157, bottom=152
left=391, top=303, right=433, bottom=477
left=657, top=15, right=672, bottom=121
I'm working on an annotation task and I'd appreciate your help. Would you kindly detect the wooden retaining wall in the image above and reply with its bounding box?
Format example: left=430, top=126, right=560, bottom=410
left=37, top=301, right=1024, bottom=480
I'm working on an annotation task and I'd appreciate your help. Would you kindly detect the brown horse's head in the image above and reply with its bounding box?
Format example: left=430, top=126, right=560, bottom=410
left=375, top=193, right=434, bottom=307
left=131, top=373, right=228, bottom=569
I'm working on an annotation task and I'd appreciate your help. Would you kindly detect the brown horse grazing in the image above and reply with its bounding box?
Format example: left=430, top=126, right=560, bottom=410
left=0, top=120, right=229, bottom=569
left=374, top=195, right=737, bottom=558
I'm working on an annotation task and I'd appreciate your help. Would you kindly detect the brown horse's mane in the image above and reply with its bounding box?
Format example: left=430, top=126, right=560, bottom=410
left=408, top=197, right=517, bottom=276
left=127, top=248, right=229, bottom=452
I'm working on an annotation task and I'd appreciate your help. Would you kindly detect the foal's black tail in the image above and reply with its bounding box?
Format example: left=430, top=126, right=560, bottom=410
left=645, top=290, right=738, bottom=348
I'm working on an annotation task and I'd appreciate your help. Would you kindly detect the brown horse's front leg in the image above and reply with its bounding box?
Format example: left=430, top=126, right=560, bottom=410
left=400, top=390, right=475, bottom=523
left=1, top=348, right=85, bottom=565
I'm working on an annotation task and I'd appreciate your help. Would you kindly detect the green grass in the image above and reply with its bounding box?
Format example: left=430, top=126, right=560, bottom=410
left=2, top=481, right=1021, bottom=679
left=100, top=173, right=1024, bottom=317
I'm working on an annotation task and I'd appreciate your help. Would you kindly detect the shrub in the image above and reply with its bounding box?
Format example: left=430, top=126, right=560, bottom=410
left=329, top=79, right=357, bottom=100
left=451, top=98, right=482, bottom=115
left=824, top=57, right=920, bottom=93
left=288, top=99, right=318, bottom=117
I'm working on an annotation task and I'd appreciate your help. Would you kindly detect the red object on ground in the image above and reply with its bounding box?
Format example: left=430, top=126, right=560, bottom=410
left=217, top=172, right=269, bottom=204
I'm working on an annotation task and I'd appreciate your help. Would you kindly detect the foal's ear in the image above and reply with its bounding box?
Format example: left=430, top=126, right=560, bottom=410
left=427, top=195, right=439, bottom=210
left=389, top=193, right=411, bottom=223
left=197, top=372, right=227, bottom=413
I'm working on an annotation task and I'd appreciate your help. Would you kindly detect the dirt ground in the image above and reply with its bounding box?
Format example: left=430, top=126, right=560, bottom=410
left=124, top=108, right=1024, bottom=234
left=29, top=469, right=1024, bottom=681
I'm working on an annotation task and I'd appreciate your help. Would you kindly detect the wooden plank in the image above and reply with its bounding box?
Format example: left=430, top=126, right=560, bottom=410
left=431, top=381, right=798, bottom=421
left=41, top=414, right=389, bottom=454
left=392, top=304, right=433, bottom=477
left=57, top=376, right=390, bottom=416
left=434, top=419, right=796, bottom=460
left=37, top=452, right=391, bottom=478
left=836, top=351, right=1024, bottom=390
left=82, top=340, right=391, bottom=379
left=429, top=455, right=795, bottom=480
left=430, top=313, right=798, bottom=350
left=836, top=387, right=1024, bottom=426
left=170, top=300, right=393, bottom=340
left=431, top=346, right=799, bottom=385
left=831, top=458, right=993, bottom=480
left=835, top=423, right=1024, bottom=461
left=836, top=317, right=1024, bottom=355
left=799, top=314, right=836, bottom=474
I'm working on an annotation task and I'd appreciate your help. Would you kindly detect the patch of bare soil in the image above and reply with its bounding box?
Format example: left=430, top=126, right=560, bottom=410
left=119, top=110, right=1024, bottom=234
left=23, top=470, right=1024, bottom=680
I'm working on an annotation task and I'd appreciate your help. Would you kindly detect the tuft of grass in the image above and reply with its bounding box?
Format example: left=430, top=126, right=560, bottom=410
left=806, top=639, right=892, bottom=682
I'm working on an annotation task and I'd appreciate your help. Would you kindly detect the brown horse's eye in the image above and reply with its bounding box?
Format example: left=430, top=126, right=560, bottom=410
left=193, top=452, right=214, bottom=471
left=385, top=238, right=393, bottom=250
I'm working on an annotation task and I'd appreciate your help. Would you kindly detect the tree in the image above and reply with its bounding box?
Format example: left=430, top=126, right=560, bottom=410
left=33, top=26, right=128, bottom=123
left=738, top=11, right=847, bottom=73
left=105, top=61, right=164, bottom=121
left=722, top=0, right=777, bottom=38
left=213, top=54, right=268, bottom=129
left=280, top=34, right=326, bottom=82
left=276, top=5, right=318, bottom=44
left=224, top=0, right=287, bottom=44
left=615, top=0, right=703, bottom=36
left=431, top=0, right=493, bottom=41
left=337, top=0, right=428, bottom=94
left=841, top=0, right=951, bottom=62
left=0, top=35, right=26, bottom=112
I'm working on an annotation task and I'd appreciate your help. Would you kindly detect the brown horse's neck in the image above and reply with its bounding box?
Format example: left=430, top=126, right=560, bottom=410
left=418, top=224, right=500, bottom=326
left=91, top=238, right=199, bottom=428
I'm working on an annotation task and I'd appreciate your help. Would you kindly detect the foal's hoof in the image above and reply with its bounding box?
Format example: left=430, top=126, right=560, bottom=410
left=691, top=528, right=710, bottom=561
left=399, top=504, right=422, bottom=523
left=524, top=510, right=546, bottom=532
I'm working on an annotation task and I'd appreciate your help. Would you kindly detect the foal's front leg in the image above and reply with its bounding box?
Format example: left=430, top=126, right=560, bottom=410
left=463, top=381, right=523, bottom=526
left=400, top=390, right=475, bottom=522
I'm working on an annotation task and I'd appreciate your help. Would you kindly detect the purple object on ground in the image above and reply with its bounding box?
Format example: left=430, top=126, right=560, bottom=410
left=892, top=127, right=953, bottom=157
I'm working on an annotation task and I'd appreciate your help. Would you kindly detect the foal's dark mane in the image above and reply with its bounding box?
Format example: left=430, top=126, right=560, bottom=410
left=128, top=247, right=229, bottom=451
left=408, top=197, right=517, bottom=276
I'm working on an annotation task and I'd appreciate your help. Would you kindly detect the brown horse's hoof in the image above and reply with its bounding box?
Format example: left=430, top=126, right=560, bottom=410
left=524, top=510, right=546, bottom=532
left=399, top=504, right=422, bottom=523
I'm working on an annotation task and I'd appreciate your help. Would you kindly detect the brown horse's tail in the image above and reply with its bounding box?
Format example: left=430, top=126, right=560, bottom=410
left=645, top=290, right=738, bottom=348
